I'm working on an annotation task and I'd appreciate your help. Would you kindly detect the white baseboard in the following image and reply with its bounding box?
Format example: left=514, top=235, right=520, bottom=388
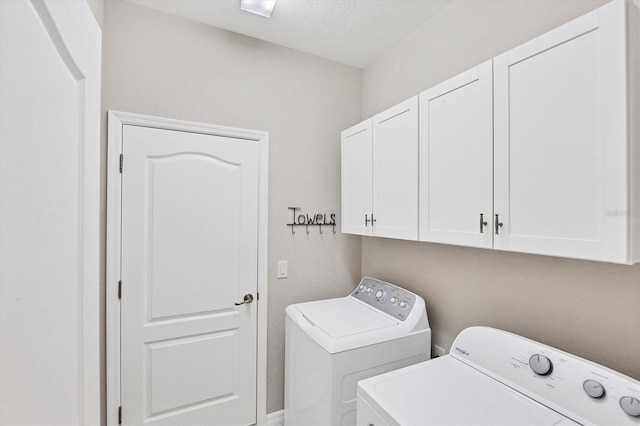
left=266, top=409, right=284, bottom=426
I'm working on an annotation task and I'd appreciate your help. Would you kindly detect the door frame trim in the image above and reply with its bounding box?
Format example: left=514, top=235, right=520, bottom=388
left=106, top=110, right=269, bottom=425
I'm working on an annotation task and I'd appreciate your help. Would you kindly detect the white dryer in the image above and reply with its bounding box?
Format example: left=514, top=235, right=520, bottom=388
left=357, top=326, right=640, bottom=425
left=284, top=277, right=431, bottom=426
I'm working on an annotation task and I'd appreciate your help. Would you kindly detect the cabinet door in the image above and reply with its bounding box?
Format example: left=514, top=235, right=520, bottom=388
left=494, top=0, right=628, bottom=262
left=373, top=97, right=419, bottom=240
left=419, top=61, right=493, bottom=248
left=341, top=120, right=373, bottom=236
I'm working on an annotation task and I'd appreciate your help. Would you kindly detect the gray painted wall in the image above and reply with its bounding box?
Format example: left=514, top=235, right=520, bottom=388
left=100, top=0, right=362, bottom=415
left=361, top=0, right=640, bottom=381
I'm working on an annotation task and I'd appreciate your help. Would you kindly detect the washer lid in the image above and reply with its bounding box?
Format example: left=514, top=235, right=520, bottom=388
left=358, top=356, right=578, bottom=425
left=296, top=297, right=396, bottom=338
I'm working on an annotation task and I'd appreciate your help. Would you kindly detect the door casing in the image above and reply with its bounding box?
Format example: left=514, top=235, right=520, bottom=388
left=106, top=110, right=269, bottom=425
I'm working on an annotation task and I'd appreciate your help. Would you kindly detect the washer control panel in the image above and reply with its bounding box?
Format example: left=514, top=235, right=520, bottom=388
left=451, top=327, right=640, bottom=425
left=351, top=277, right=417, bottom=321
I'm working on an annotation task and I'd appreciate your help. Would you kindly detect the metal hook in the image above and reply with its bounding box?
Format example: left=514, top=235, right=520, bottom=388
left=306, top=223, right=310, bottom=235
left=333, top=224, right=337, bottom=234
left=319, top=224, right=324, bottom=234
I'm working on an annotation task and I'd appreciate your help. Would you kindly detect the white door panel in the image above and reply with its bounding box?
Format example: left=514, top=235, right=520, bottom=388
left=506, top=32, right=600, bottom=241
left=494, top=1, right=628, bottom=262
left=146, top=153, right=243, bottom=320
left=121, top=125, right=259, bottom=425
left=419, top=61, right=493, bottom=248
left=373, top=97, right=419, bottom=240
left=0, top=0, right=100, bottom=423
left=341, top=121, right=373, bottom=236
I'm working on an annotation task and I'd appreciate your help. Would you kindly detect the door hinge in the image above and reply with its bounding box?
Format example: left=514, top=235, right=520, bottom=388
left=118, top=406, right=122, bottom=424
left=119, top=154, right=123, bottom=173
left=118, top=280, right=122, bottom=299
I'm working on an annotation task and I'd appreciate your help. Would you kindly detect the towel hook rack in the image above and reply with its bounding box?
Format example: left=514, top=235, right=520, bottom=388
left=287, top=207, right=337, bottom=236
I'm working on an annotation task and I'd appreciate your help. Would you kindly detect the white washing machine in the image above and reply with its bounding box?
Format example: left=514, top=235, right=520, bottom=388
left=284, top=277, right=431, bottom=426
left=357, top=326, right=640, bottom=425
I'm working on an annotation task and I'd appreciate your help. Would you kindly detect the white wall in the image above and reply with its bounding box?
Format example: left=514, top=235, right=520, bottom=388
left=361, top=0, right=640, bottom=381
left=86, top=0, right=104, bottom=28
left=100, top=0, right=362, bottom=415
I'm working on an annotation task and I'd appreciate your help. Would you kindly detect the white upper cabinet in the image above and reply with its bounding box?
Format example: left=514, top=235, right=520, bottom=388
left=341, top=97, right=419, bottom=240
left=493, top=0, right=638, bottom=263
left=341, top=120, right=373, bottom=236
left=342, top=0, right=638, bottom=264
left=419, top=60, right=494, bottom=248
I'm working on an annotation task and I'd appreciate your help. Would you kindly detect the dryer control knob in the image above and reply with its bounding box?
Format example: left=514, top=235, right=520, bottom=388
left=399, top=301, right=408, bottom=309
left=390, top=297, right=398, bottom=304
left=529, top=354, right=553, bottom=376
left=375, top=290, right=384, bottom=300
left=583, top=380, right=605, bottom=399
left=620, top=396, right=640, bottom=417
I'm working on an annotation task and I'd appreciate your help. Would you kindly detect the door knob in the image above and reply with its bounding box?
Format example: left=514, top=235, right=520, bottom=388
left=235, top=294, right=254, bottom=306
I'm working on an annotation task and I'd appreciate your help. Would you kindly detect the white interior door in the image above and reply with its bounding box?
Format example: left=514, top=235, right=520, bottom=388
left=120, top=125, right=260, bottom=425
left=419, top=61, right=493, bottom=248
left=0, top=1, right=101, bottom=424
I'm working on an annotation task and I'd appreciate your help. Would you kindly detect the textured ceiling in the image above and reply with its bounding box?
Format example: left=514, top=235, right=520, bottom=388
left=126, top=0, right=450, bottom=68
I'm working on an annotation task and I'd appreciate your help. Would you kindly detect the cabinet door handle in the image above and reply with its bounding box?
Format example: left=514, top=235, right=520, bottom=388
left=365, top=214, right=376, bottom=226
left=495, top=214, right=503, bottom=235
left=480, top=213, right=488, bottom=233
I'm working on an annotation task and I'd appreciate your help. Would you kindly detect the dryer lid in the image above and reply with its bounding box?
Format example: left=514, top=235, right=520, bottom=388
left=296, top=297, right=397, bottom=338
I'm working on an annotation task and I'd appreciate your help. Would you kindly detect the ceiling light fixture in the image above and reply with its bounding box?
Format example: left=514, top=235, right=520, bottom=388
left=240, top=0, right=277, bottom=18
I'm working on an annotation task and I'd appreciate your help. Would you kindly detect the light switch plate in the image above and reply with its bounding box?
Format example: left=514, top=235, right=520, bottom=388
left=277, top=260, right=288, bottom=279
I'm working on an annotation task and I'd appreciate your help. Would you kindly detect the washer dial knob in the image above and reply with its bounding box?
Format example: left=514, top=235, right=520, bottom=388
left=529, top=354, right=553, bottom=376
left=583, top=380, right=605, bottom=399
left=390, top=297, right=398, bottom=305
left=375, top=290, right=384, bottom=300
left=399, top=301, right=408, bottom=309
left=366, top=287, right=372, bottom=294
left=620, top=396, right=640, bottom=417
left=359, top=284, right=365, bottom=291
